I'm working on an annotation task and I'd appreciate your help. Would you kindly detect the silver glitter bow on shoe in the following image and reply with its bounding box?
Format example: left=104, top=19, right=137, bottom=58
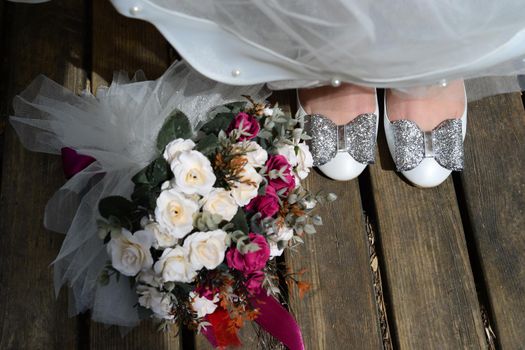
left=304, top=113, right=377, bottom=166
left=391, top=119, right=463, bottom=171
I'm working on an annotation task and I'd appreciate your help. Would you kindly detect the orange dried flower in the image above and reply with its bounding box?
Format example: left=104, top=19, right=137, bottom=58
left=297, top=281, right=312, bottom=299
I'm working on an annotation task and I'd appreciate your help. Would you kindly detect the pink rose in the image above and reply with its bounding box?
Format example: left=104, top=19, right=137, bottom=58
left=245, top=270, right=265, bottom=295
left=246, top=185, right=280, bottom=218
left=226, top=233, right=270, bottom=273
left=227, top=112, right=260, bottom=141
left=265, top=155, right=295, bottom=195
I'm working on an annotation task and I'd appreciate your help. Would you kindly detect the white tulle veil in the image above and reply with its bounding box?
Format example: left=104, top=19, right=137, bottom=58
left=10, top=61, right=271, bottom=327
left=123, top=0, right=525, bottom=100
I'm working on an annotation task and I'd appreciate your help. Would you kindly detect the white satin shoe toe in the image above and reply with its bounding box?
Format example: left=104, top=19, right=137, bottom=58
left=297, top=93, right=379, bottom=181
left=383, top=93, right=467, bottom=188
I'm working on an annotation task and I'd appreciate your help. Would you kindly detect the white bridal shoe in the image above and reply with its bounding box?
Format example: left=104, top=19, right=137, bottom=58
left=383, top=89, right=467, bottom=188
left=297, top=91, right=379, bottom=181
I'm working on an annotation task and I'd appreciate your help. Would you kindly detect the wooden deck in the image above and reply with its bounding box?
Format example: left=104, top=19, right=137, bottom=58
left=1, top=1, right=524, bottom=349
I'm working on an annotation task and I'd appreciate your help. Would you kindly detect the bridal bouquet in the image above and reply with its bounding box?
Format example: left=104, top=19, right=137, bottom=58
left=96, top=98, right=334, bottom=346
left=10, top=61, right=334, bottom=350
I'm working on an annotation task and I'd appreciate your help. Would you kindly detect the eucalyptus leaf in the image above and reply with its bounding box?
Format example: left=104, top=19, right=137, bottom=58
left=327, top=193, right=338, bottom=202
left=312, top=215, right=323, bottom=226
left=293, top=236, right=304, bottom=244
left=295, top=216, right=306, bottom=224
left=288, top=194, right=298, bottom=204
left=245, top=242, right=262, bottom=253
left=304, top=224, right=316, bottom=234
left=258, top=130, right=272, bottom=140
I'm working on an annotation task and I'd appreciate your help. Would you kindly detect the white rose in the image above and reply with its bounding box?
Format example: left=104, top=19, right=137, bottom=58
left=230, top=164, right=263, bottom=206
left=145, top=222, right=177, bottom=249
left=183, top=229, right=227, bottom=270
left=263, top=107, right=274, bottom=117
left=269, top=240, right=284, bottom=258
left=161, top=180, right=171, bottom=191
left=163, top=138, right=195, bottom=163
left=107, top=229, right=153, bottom=276
left=271, top=226, right=294, bottom=242
left=236, top=141, right=268, bottom=168
left=189, top=291, right=219, bottom=319
left=295, top=143, right=314, bottom=179
left=277, top=144, right=298, bottom=167
left=155, top=189, right=199, bottom=238
left=202, top=188, right=238, bottom=221
left=268, top=226, right=293, bottom=258
left=154, top=246, right=197, bottom=283
left=137, top=285, right=173, bottom=319
left=171, top=150, right=216, bottom=196
left=293, top=174, right=301, bottom=189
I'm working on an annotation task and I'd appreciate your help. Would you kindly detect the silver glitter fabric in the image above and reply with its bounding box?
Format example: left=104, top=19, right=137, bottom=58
left=391, top=119, right=463, bottom=171
left=346, top=113, right=377, bottom=164
left=305, top=113, right=377, bottom=166
left=433, top=119, right=463, bottom=171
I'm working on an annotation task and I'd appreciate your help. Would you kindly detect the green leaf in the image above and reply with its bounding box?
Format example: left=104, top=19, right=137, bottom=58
left=200, top=112, right=234, bottom=135
left=98, top=269, right=110, bottom=286
left=99, top=196, right=136, bottom=220
left=327, top=193, right=338, bottom=202
left=226, top=101, right=248, bottom=114
left=131, top=184, right=159, bottom=211
left=137, top=305, right=154, bottom=320
left=132, top=157, right=172, bottom=187
left=304, top=224, right=316, bottom=234
left=231, top=209, right=249, bottom=234
left=156, top=110, right=192, bottom=152
left=312, top=215, right=323, bottom=226
left=195, top=134, right=219, bottom=156
left=98, top=196, right=145, bottom=231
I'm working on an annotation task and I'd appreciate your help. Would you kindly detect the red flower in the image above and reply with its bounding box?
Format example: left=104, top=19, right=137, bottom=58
left=246, top=185, right=280, bottom=218
left=245, top=270, right=265, bottom=295
left=227, top=112, right=260, bottom=141
left=265, top=155, right=295, bottom=195
left=226, top=233, right=270, bottom=274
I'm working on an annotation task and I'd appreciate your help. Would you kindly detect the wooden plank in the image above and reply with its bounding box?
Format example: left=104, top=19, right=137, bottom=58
left=0, top=1, right=88, bottom=348
left=286, top=170, right=383, bottom=350
left=195, top=324, right=262, bottom=350
left=0, top=1, right=4, bottom=46
left=91, top=0, right=169, bottom=90
left=90, top=325, right=181, bottom=350
left=369, top=121, right=487, bottom=349
left=460, top=92, right=525, bottom=349
left=89, top=1, right=182, bottom=349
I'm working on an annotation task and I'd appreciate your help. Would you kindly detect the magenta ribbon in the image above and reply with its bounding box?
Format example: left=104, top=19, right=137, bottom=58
left=201, top=323, right=219, bottom=348
left=61, top=147, right=96, bottom=179
left=203, top=291, right=305, bottom=350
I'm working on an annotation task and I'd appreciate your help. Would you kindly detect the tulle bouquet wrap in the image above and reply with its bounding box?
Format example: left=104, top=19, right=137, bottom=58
left=10, top=61, right=335, bottom=349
